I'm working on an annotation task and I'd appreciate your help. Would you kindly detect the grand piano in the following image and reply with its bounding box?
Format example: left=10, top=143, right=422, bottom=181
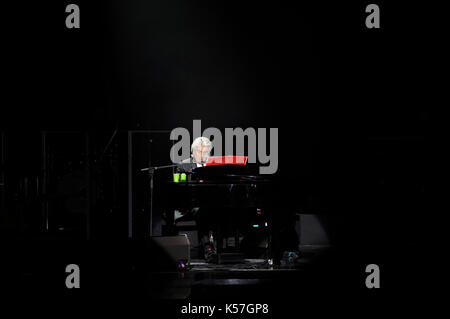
left=163, top=163, right=299, bottom=264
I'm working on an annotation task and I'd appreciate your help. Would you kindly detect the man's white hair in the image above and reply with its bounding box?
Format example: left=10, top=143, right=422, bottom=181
left=191, top=136, right=213, bottom=153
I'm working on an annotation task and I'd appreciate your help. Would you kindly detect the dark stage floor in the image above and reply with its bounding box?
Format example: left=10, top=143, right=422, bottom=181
left=145, top=245, right=330, bottom=300
left=2, top=237, right=393, bottom=316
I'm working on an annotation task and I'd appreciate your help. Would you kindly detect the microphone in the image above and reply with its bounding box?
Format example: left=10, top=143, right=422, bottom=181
left=200, top=155, right=209, bottom=166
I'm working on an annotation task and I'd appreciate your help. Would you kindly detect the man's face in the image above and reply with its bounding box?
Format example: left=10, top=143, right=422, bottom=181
left=193, top=145, right=210, bottom=164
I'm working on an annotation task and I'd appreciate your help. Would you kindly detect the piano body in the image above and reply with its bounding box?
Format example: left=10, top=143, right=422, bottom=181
left=163, top=164, right=299, bottom=264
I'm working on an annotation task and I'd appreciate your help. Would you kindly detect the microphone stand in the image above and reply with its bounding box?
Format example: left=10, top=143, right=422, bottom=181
left=141, top=164, right=179, bottom=237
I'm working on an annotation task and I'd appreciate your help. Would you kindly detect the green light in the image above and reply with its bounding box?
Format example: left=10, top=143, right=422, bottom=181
left=252, top=224, right=259, bottom=228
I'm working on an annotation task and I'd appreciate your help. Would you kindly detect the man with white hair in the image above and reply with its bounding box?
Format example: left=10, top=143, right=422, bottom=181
left=176, top=136, right=217, bottom=262
left=177, top=136, right=213, bottom=173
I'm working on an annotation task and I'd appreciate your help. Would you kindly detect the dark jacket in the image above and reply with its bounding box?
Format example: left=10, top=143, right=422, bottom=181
left=176, top=157, right=198, bottom=173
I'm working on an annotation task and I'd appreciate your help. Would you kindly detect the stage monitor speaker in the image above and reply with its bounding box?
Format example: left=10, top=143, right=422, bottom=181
left=151, top=234, right=190, bottom=268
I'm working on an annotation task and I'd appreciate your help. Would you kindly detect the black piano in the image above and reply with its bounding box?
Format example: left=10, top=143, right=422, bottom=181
left=163, top=164, right=299, bottom=264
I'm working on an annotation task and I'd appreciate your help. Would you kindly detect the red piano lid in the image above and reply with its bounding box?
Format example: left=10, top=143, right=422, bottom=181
left=205, top=156, right=248, bottom=166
